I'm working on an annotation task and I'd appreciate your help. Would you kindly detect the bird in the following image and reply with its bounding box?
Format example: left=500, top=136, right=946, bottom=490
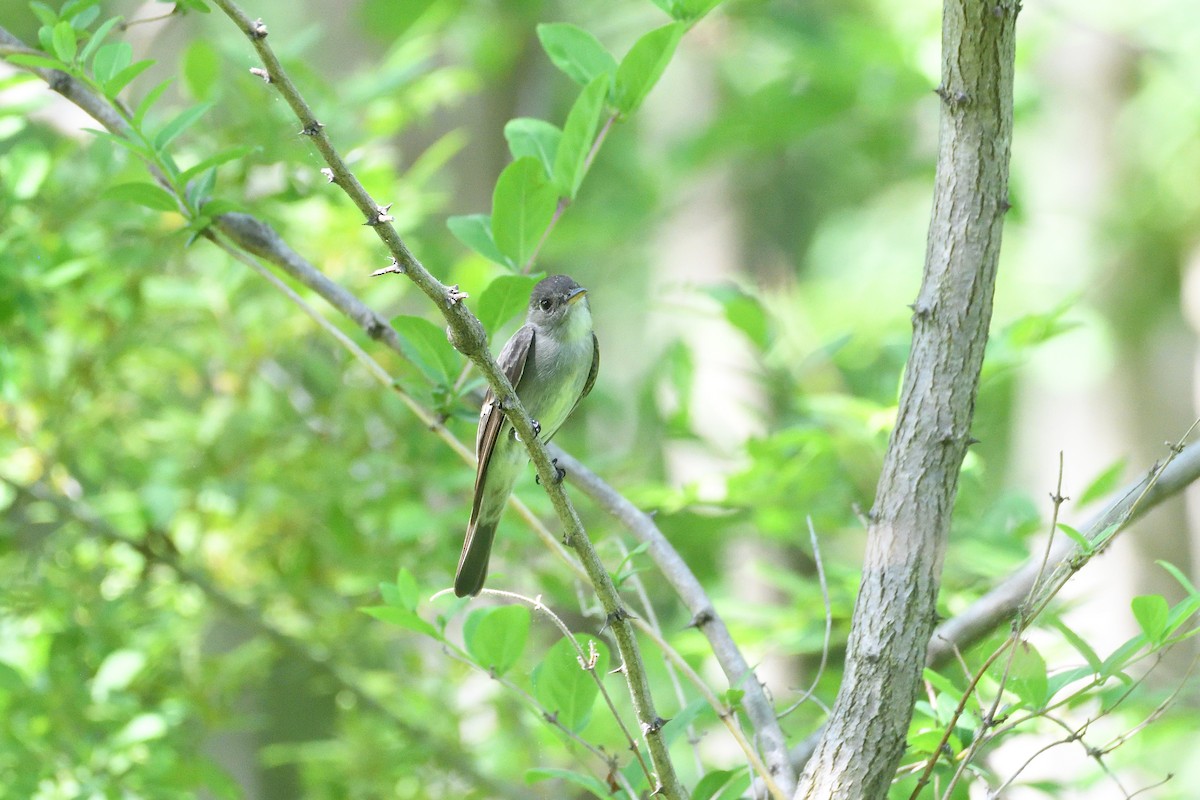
left=454, top=275, right=600, bottom=597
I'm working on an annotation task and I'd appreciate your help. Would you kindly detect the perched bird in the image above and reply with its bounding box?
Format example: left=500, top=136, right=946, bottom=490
left=454, top=275, right=599, bottom=597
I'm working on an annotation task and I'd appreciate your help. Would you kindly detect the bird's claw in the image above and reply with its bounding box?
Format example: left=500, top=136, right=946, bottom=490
left=536, top=458, right=566, bottom=485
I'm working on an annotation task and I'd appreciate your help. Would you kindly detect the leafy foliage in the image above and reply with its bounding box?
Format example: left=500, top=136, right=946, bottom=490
left=3, top=0, right=1200, bottom=798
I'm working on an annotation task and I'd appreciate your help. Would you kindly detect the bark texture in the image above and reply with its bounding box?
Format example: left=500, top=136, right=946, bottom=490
left=794, top=2, right=1017, bottom=798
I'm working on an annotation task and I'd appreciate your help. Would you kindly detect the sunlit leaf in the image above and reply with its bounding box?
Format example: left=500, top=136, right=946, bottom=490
left=51, top=21, right=77, bottom=64
left=536, top=23, right=617, bottom=87
left=476, top=273, right=540, bottom=334
left=614, top=22, right=685, bottom=114
left=464, top=605, right=530, bottom=676
left=531, top=635, right=608, bottom=732
left=390, top=314, right=461, bottom=385
left=491, top=156, right=558, bottom=270
left=1131, top=594, right=1169, bottom=642
left=153, top=102, right=212, bottom=152
left=504, top=118, right=561, bottom=180
left=1075, top=458, right=1126, bottom=508
left=447, top=213, right=509, bottom=267
left=525, top=768, right=610, bottom=799
left=552, top=76, right=608, bottom=199
left=104, top=182, right=178, bottom=212
left=361, top=606, right=439, bottom=638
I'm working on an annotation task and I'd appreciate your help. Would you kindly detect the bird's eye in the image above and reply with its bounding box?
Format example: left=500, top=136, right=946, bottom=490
left=539, top=298, right=553, bottom=312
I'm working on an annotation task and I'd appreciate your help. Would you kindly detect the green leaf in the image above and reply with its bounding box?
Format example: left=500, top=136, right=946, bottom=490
left=693, top=769, right=741, bottom=800
left=153, top=102, right=212, bottom=151
left=5, top=53, right=69, bottom=72
left=614, top=22, right=685, bottom=114
left=706, top=283, right=770, bottom=350
left=51, top=20, right=77, bottom=64
left=104, top=182, right=178, bottom=212
left=552, top=75, right=608, bottom=199
left=503, top=118, right=561, bottom=181
left=531, top=634, right=609, bottom=732
left=390, top=314, right=461, bottom=385
left=1056, top=522, right=1091, bottom=553
left=394, top=568, right=420, bottom=610
left=464, top=605, right=530, bottom=676
left=133, top=78, right=174, bottom=127
left=1092, top=521, right=1121, bottom=550
left=39, top=259, right=93, bottom=289
left=1099, top=635, right=1146, bottom=680
left=181, top=38, right=221, bottom=100
left=676, top=0, right=724, bottom=20
left=92, top=41, right=131, bottom=86
left=61, top=0, right=102, bottom=23
left=1075, top=458, right=1126, bottom=508
left=525, top=768, right=610, bottom=799
left=185, top=166, right=216, bottom=208
left=103, top=58, right=153, bottom=97
left=1005, top=640, right=1049, bottom=709
left=177, top=146, right=251, bottom=186
left=446, top=213, right=509, bottom=267
left=476, top=274, right=540, bottom=334
left=91, top=649, right=146, bottom=702
left=68, top=4, right=100, bottom=29
left=661, top=695, right=710, bottom=746
left=1162, top=594, right=1200, bottom=640
left=1051, top=619, right=1102, bottom=672
left=84, top=127, right=153, bottom=160
left=536, top=23, right=618, bottom=87
left=79, top=16, right=122, bottom=66
left=29, top=2, right=57, bottom=27
left=1156, top=559, right=1200, bottom=597
left=378, top=581, right=403, bottom=607
left=1131, top=594, right=1169, bottom=642
left=491, top=156, right=558, bottom=270
left=361, top=605, right=439, bottom=638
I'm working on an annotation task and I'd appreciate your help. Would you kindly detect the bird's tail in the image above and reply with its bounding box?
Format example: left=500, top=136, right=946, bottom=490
left=454, top=518, right=497, bottom=597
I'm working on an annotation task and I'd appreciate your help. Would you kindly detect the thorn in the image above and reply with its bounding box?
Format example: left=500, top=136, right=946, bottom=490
left=300, top=121, right=324, bottom=137
left=375, top=202, right=394, bottom=224
left=320, top=167, right=335, bottom=183
left=685, top=609, right=713, bottom=629
left=371, top=257, right=404, bottom=278
left=1000, top=196, right=1012, bottom=213
left=966, top=436, right=981, bottom=446
left=249, top=67, right=271, bottom=83
left=250, top=18, right=268, bottom=39
left=641, top=716, right=668, bottom=735
left=446, top=284, right=469, bottom=306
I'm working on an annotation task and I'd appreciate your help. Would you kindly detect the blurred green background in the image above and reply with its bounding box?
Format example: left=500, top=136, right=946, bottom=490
left=2, top=0, right=1199, bottom=797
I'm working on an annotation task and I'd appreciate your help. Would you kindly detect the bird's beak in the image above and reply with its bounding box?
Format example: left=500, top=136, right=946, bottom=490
left=566, top=287, right=588, bottom=304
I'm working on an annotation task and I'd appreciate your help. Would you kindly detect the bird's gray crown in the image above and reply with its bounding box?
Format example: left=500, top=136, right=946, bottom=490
left=528, top=275, right=588, bottom=327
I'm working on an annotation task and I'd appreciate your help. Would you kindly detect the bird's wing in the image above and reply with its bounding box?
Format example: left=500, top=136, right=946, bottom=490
left=471, top=324, right=535, bottom=517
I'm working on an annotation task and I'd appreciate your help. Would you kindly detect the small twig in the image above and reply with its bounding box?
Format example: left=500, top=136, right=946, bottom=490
left=779, top=517, right=833, bottom=718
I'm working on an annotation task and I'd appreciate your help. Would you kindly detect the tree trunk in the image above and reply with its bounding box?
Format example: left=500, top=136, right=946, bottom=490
left=794, top=2, right=1017, bottom=798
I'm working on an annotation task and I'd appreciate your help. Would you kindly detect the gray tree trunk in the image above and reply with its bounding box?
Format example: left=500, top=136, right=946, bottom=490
left=794, top=2, right=1018, bottom=798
